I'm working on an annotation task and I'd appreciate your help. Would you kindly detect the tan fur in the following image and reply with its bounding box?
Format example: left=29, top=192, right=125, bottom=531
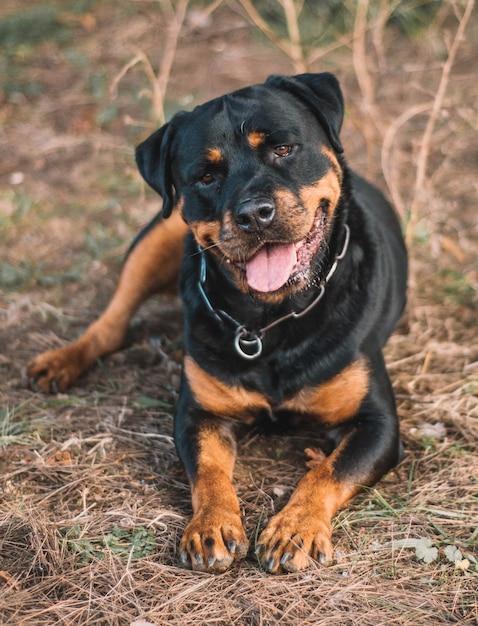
left=191, top=428, right=237, bottom=513
left=247, top=131, right=265, bottom=149
left=189, top=220, right=221, bottom=250
left=299, top=169, right=342, bottom=220
left=180, top=427, right=249, bottom=572
left=206, top=147, right=223, bottom=163
left=273, top=187, right=317, bottom=239
left=282, top=360, right=369, bottom=424
left=186, top=356, right=367, bottom=425
left=184, top=356, right=269, bottom=421
left=321, top=145, right=343, bottom=182
left=27, top=208, right=188, bottom=392
left=257, top=438, right=359, bottom=572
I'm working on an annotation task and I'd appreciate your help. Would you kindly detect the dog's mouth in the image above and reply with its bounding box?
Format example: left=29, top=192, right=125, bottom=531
left=228, top=209, right=327, bottom=294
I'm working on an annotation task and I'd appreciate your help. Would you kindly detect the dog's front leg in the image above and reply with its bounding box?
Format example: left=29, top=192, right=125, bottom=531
left=256, top=351, right=402, bottom=573
left=174, top=380, right=249, bottom=573
left=27, top=211, right=188, bottom=392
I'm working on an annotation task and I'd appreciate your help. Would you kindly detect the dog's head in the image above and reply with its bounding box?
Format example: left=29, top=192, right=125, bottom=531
left=136, top=72, right=345, bottom=301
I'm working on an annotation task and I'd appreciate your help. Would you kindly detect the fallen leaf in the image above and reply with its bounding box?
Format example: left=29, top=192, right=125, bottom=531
left=416, top=422, right=446, bottom=441
left=46, top=450, right=73, bottom=466
left=444, top=544, right=462, bottom=563
left=414, top=537, right=438, bottom=564
left=455, top=559, right=470, bottom=572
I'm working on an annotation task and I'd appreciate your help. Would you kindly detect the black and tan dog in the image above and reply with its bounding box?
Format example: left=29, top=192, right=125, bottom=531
left=27, top=73, right=407, bottom=574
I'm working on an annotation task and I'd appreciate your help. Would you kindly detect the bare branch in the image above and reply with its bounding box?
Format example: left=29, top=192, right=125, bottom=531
left=352, top=0, right=383, bottom=135
left=381, top=103, right=432, bottom=218
left=110, top=54, right=144, bottom=100
left=110, top=0, right=190, bottom=125
left=278, top=0, right=307, bottom=72
left=410, top=0, right=475, bottom=227
left=306, top=34, right=354, bottom=65
left=155, top=0, right=190, bottom=124
left=238, top=0, right=297, bottom=61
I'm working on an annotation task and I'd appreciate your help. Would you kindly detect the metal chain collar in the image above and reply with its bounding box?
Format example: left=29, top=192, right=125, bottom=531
left=197, top=224, right=350, bottom=360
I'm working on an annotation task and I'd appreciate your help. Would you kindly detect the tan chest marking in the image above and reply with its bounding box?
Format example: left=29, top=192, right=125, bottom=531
left=185, top=357, right=368, bottom=425
left=184, top=357, right=270, bottom=420
left=281, top=360, right=369, bottom=424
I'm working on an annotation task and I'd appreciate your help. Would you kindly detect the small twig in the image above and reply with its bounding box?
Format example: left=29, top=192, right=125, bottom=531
left=110, top=0, right=190, bottom=125
left=238, top=0, right=298, bottom=62
left=381, top=103, right=432, bottom=218
left=371, top=0, right=390, bottom=69
left=407, top=0, right=475, bottom=242
left=202, top=0, right=225, bottom=17
left=278, top=0, right=307, bottom=72
left=306, top=33, right=354, bottom=65
left=110, top=53, right=144, bottom=100
left=352, top=0, right=383, bottom=135
left=307, top=0, right=400, bottom=67
left=155, top=0, right=190, bottom=124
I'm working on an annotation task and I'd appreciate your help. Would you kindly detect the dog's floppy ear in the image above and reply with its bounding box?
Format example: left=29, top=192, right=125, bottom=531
left=135, top=120, right=176, bottom=218
left=265, top=72, right=344, bottom=153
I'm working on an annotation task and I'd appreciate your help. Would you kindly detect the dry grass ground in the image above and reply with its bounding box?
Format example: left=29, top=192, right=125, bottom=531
left=0, top=2, right=477, bottom=625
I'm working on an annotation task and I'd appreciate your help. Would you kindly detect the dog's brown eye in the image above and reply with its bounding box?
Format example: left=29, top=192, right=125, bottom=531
left=274, top=144, right=292, bottom=157
left=200, top=173, right=214, bottom=185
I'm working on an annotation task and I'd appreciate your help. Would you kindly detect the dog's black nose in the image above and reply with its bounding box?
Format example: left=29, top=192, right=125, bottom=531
left=235, top=199, right=275, bottom=232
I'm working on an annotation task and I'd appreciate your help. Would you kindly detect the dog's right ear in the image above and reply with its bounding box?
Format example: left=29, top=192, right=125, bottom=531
left=135, top=121, right=176, bottom=218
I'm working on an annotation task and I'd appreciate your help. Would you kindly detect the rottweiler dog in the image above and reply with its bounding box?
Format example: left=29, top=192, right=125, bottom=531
left=27, top=72, right=407, bottom=574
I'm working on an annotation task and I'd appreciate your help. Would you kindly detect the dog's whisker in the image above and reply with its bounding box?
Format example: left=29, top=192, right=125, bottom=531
left=188, top=238, right=234, bottom=257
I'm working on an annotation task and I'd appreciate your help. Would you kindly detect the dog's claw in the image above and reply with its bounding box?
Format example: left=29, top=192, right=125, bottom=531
left=255, top=543, right=265, bottom=556
left=265, top=557, right=276, bottom=572
left=180, top=551, right=188, bottom=565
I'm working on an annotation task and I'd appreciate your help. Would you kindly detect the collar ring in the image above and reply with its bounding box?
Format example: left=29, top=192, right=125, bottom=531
left=234, top=327, right=263, bottom=360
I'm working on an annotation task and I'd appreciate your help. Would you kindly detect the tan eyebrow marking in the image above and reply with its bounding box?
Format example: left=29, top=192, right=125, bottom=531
left=247, top=131, right=266, bottom=149
left=206, top=147, right=223, bottom=163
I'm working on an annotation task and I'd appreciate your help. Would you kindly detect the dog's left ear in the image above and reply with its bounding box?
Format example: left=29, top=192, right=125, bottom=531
left=135, top=114, right=183, bottom=218
left=266, top=72, right=344, bottom=153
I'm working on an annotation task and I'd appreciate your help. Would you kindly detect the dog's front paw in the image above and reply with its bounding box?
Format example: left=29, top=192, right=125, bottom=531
left=27, top=343, right=88, bottom=393
left=256, top=505, right=333, bottom=573
left=179, top=507, right=249, bottom=573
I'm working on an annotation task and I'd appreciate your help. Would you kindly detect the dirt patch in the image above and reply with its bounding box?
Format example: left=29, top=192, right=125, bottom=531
left=0, top=2, right=477, bottom=625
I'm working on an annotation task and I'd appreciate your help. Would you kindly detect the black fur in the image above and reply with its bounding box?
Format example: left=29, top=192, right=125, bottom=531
left=135, top=73, right=408, bottom=493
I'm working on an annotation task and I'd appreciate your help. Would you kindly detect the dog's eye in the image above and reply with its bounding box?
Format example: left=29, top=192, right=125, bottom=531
left=274, top=144, right=292, bottom=157
left=199, top=173, right=214, bottom=185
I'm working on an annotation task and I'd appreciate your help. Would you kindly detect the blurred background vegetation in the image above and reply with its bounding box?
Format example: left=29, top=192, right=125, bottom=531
left=0, top=0, right=475, bottom=304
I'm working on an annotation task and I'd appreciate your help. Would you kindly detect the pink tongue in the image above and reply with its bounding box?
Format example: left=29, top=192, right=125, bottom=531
left=246, top=243, right=297, bottom=292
